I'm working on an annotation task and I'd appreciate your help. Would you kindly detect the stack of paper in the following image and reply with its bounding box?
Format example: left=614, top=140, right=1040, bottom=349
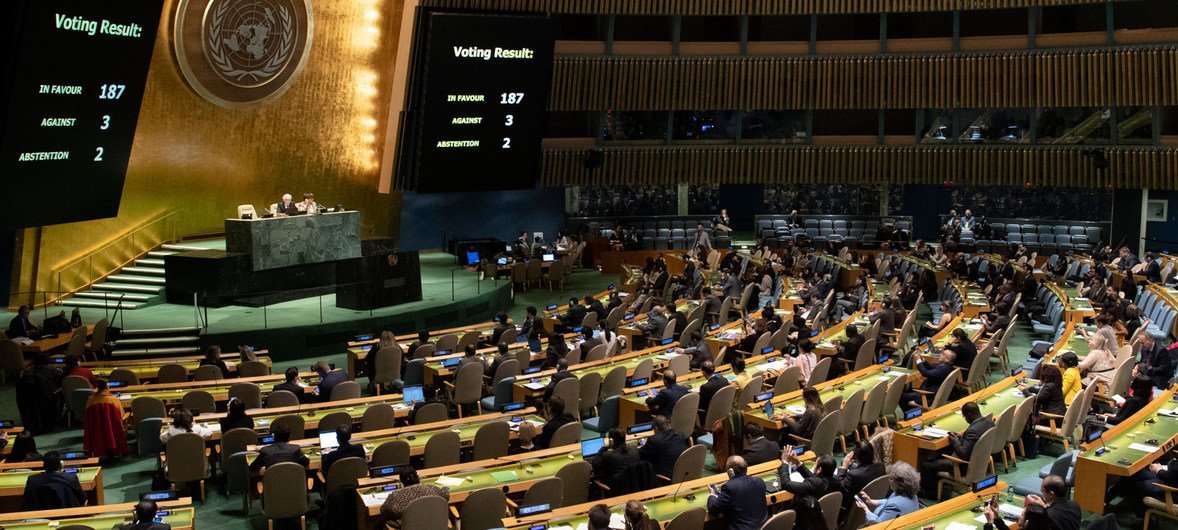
left=436, top=476, right=466, bottom=487
left=922, top=428, right=950, bottom=439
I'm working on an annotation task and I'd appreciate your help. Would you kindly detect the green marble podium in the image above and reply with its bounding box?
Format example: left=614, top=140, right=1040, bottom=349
left=225, top=211, right=362, bottom=271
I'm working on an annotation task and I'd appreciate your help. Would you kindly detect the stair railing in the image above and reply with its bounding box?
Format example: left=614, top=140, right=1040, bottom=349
left=51, top=211, right=179, bottom=306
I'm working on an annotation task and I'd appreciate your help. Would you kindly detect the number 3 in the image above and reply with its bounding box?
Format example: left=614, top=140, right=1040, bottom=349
left=505, top=115, right=514, bottom=126
left=100, top=115, right=110, bottom=130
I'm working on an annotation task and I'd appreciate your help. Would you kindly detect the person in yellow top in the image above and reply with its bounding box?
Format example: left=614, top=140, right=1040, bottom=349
left=1057, top=352, right=1083, bottom=404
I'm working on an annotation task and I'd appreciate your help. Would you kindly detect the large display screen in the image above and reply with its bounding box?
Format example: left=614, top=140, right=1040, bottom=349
left=410, top=13, right=555, bottom=194
left=0, top=0, right=163, bottom=229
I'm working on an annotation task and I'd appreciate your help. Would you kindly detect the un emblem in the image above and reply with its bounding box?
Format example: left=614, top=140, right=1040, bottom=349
left=174, top=0, right=313, bottom=107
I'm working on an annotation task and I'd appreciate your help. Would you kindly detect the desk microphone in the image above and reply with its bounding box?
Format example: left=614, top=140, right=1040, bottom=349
left=670, top=471, right=691, bottom=502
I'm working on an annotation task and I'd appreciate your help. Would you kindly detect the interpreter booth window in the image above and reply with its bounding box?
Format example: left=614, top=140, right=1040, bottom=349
left=601, top=110, right=668, bottom=144
left=1116, top=107, right=1154, bottom=145
left=741, top=110, right=807, bottom=143
left=959, top=9, right=1027, bottom=38
left=613, top=16, right=673, bottom=41
left=886, top=12, right=953, bottom=40
left=816, top=14, right=881, bottom=41
left=1036, top=108, right=1113, bottom=145
left=746, top=15, right=810, bottom=42
left=546, top=111, right=598, bottom=139
left=812, top=109, right=877, bottom=139
left=921, top=110, right=954, bottom=144
left=953, top=109, right=1032, bottom=144
left=1037, top=4, right=1107, bottom=35
left=556, top=14, right=610, bottom=41
left=672, top=111, right=738, bottom=142
left=688, top=185, right=721, bottom=215
left=679, top=16, right=741, bottom=42
left=1115, top=0, right=1178, bottom=32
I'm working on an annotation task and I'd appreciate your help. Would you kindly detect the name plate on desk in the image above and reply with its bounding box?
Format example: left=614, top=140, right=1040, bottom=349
left=225, top=211, right=362, bottom=271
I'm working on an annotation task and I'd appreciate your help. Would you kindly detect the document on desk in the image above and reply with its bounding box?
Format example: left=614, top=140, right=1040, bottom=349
left=946, top=522, right=978, bottom=530
left=436, top=476, right=466, bottom=487
left=1129, top=443, right=1161, bottom=453
left=921, top=428, right=950, bottom=439
left=524, top=382, right=546, bottom=390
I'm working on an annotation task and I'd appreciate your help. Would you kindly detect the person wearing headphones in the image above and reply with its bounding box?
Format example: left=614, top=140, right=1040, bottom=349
left=706, top=455, right=768, bottom=530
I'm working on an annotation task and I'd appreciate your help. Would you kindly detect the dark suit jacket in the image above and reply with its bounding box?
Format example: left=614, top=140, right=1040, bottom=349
left=589, top=446, right=639, bottom=489
left=834, top=462, right=886, bottom=503
left=119, top=524, right=171, bottom=530
left=7, top=315, right=37, bottom=339
left=698, top=375, right=729, bottom=416
left=589, top=302, right=608, bottom=321
left=646, top=384, right=689, bottom=418
left=917, top=361, right=955, bottom=392
left=199, top=359, right=230, bottom=379
left=951, top=416, right=996, bottom=459
left=1028, top=382, right=1066, bottom=416
left=841, top=334, right=867, bottom=363
left=490, top=324, right=512, bottom=346
left=671, top=313, right=689, bottom=340
left=275, top=202, right=300, bottom=215
left=273, top=381, right=307, bottom=404
left=544, top=370, right=575, bottom=401
left=776, top=462, right=831, bottom=498
left=316, top=370, right=350, bottom=402
left=742, top=437, right=782, bottom=466
left=563, top=306, right=587, bottom=327
left=871, top=309, right=896, bottom=332
left=950, top=340, right=978, bottom=371
left=639, top=429, right=690, bottom=477
left=707, top=474, right=768, bottom=530
left=21, top=471, right=85, bottom=510
left=533, top=413, right=576, bottom=449
left=1046, top=499, right=1082, bottom=530
left=249, top=442, right=310, bottom=472
left=322, top=442, right=366, bottom=473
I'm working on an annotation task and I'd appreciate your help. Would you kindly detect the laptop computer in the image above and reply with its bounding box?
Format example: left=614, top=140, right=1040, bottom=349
left=581, top=437, right=606, bottom=458
left=402, top=385, right=424, bottom=404
left=542, top=253, right=556, bottom=262
left=319, top=431, right=339, bottom=453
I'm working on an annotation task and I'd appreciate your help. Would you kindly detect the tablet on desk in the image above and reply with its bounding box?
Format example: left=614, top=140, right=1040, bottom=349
left=402, top=386, right=424, bottom=404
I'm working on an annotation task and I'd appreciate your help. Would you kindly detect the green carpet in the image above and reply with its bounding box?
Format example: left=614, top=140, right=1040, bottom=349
left=1, top=268, right=1169, bottom=528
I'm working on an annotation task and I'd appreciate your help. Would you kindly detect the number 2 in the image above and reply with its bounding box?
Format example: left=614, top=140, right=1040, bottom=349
left=502, top=138, right=511, bottom=149
left=94, top=147, right=104, bottom=161
left=100, top=115, right=110, bottom=130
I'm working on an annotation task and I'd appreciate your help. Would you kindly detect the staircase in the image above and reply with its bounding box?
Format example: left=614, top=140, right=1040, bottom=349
left=110, top=326, right=202, bottom=358
left=60, top=243, right=208, bottom=311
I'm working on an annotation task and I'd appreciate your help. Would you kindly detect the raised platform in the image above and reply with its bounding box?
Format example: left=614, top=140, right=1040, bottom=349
left=4, top=251, right=511, bottom=362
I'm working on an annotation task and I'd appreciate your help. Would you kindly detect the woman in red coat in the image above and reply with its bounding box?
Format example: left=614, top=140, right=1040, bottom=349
left=83, top=379, right=128, bottom=459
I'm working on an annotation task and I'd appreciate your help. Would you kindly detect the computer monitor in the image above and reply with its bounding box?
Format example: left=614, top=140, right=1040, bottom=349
left=465, top=250, right=480, bottom=266
left=542, top=253, right=556, bottom=262
left=581, top=437, right=606, bottom=458
left=319, top=431, right=339, bottom=453
left=402, top=385, right=424, bottom=404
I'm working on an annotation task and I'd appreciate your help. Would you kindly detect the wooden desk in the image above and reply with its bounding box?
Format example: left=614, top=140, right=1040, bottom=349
left=892, top=375, right=1029, bottom=466
left=0, top=498, right=194, bottom=530
left=18, top=325, right=93, bottom=354
left=246, top=409, right=540, bottom=470
left=1073, top=385, right=1178, bottom=513
left=0, top=467, right=103, bottom=511
left=744, top=363, right=918, bottom=431
left=501, top=456, right=814, bottom=530
left=861, top=483, right=1008, bottom=530
left=81, top=354, right=272, bottom=381
left=353, top=435, right=651, bottom=528
left=117, top=372, right=319, bottom=413
left=185, top=393, right=407, bottom=442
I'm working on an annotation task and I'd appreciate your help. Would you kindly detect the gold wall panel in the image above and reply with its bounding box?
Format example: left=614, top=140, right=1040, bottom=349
left=549, top=47, right=1177, bottom=111
left=421, top=0, right=1119, bottom=16
left=14, top=0, right=408, bottom=301
left=539, top=145, right=1178, bottom=190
